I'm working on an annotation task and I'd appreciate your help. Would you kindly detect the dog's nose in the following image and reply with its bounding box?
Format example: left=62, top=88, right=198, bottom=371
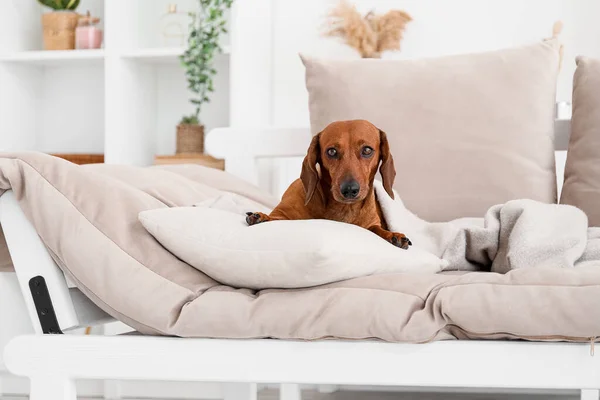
left=340, top=180, right=360, bottom=199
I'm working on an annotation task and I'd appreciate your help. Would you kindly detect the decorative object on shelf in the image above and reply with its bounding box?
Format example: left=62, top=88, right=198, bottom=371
left=38, top=0, right=81, bottom=51
left=159, top=4, right=189, bottom=47
left=50, top=153, right=104, bottom=165
left=155, top=153, right=225, bottom=170
left=75, top=11, right=103, bottom=50
left=176, top=122, right=205, bottom=153
left=546, top=20, right=564, bottom=69
left=323, top=0, right=412, bottom=58
left=176, top=0, right=233, bottom=154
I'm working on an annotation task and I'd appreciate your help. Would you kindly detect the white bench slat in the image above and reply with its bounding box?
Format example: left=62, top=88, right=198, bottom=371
left=5, top=335, right=599, bottom=390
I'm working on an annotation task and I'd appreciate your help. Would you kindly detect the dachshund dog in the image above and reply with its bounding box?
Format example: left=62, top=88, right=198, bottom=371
left=245, top=119, right=412, bottom=249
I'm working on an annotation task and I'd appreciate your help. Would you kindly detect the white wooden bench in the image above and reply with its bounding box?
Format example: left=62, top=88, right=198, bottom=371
left=3, top=120, right=599, bottom=400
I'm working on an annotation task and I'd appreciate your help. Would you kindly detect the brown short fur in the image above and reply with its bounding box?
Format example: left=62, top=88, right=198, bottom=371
left=245, top=119, right=411, bottom=249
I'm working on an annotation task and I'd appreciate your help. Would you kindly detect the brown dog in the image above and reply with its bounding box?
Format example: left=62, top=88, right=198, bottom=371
left=245, top=119, right=412, bottom=249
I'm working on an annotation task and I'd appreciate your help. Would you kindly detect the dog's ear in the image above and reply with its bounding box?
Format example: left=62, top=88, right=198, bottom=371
left=301, top=133, right=321, bottom=205
left=378, top=129, right=396, bottom=199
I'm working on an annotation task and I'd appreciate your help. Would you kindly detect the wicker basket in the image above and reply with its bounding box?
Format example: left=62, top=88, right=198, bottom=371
left=42, top=12, right=79, bottom=51
left=176, top=124, right=205, bottom=154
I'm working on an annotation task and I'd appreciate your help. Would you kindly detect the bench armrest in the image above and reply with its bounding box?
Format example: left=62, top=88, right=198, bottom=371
left=205, top=127, right=311, bottom=186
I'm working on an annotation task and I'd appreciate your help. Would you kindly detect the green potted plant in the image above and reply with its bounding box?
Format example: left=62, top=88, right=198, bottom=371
left=176, top=0, right=233, bottom=154
left=37, top=0, right=81, bottom=51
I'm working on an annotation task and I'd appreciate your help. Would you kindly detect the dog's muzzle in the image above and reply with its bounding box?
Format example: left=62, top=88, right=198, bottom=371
left=340, top=180, right=360, bottom=200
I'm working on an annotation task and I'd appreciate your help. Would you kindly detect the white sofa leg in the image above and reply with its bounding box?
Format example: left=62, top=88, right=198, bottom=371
left=224, top=383, right=258, bottom=400
left=280, top=383, right=301, bottom=400
left=581, top=389, right=600, bottom=400
left=30, top=377, right=76, bottom=400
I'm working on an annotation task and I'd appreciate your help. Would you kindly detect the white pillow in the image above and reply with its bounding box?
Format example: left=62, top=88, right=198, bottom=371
left=139, top=196, right=447, bottom=290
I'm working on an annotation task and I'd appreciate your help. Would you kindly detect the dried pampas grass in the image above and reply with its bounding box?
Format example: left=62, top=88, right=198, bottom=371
left=323, top=0, right=412, bottom=58
left=546, top=20, right=564, bottom=70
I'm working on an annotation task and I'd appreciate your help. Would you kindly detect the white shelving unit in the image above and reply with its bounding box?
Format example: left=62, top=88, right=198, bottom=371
left=122, top=46, right=230, bottom=64
left=0, top=49, right=106, bottom=66
left=0, top=0, right=232, bottom=166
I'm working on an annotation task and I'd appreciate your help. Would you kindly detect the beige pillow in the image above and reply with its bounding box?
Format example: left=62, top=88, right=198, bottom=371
left=302, top=40, right=561, bottom=222
left=560, top=57, right=600, bottom=227
left=139, top=193, right=447, bottom=290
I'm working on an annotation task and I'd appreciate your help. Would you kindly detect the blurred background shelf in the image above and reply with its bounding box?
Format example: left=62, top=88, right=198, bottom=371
left=0, top=0, right=232, bottom=166
left=122, top=45, right=230, bottom=64
left=51, top=153, right=105, bottom=165
left=0, top=49, right=105, bottom=67
left=154, top=153, right=225, bottom=170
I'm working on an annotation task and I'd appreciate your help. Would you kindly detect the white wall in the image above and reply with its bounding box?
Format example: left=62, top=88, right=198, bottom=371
left=156, top=58, right=230, bottom=155
left=262, top=0, right=600, bottom=127
left=154, top=0, right=231, bottom=155
left=38, top=65, right=105, bottom=153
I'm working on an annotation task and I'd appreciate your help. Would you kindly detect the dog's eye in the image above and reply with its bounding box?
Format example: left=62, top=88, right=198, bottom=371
left=326, top=148, right=337, bottom=158
left=361, top=146, right=374, bottom=157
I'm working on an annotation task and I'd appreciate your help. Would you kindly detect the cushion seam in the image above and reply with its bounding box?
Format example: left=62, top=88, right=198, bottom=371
left=429, top=279, right=600, bottom=299
left=259, top=286, right=427, bottom=302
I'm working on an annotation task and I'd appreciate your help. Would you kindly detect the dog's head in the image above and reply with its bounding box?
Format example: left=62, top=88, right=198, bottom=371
left=301, top=120, right=396, bottom=205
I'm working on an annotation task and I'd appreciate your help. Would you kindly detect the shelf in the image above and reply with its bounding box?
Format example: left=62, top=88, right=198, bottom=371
left=154, top=153, right=225, bottom=170
left=121, top=46, right=231, bottom=64
left=0, top=45, right=231, bottom=67
left=0, top=49, right=105, bottom=67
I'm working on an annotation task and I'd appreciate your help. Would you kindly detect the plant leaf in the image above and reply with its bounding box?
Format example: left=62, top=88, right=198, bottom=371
left=65, top=0, right=79, bottom=10
left=178, top=0, right=234, bottom=122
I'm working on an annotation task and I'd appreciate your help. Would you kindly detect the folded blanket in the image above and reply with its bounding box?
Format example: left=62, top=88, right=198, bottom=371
left=376, top=181, right=600, bottom=272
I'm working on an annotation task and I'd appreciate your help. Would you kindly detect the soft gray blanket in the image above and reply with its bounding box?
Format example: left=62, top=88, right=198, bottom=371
left=375, top=181, right=600, bottom=272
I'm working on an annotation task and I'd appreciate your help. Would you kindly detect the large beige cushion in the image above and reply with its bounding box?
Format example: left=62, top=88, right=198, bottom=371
left=302, top=40, right=561, bottom=222
left=138, top=193, right=446, bottom=290
left=560, top=57, right=600, bottom=226
left=0, top=152, right=599, bottom=342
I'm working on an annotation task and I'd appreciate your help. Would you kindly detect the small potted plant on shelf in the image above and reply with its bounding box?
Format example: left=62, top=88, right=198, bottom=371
left=38, top=0, right=81, bottom=51
left=176, top=0, right=233, bottom=154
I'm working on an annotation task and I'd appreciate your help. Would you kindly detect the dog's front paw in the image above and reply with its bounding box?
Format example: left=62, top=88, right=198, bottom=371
left=390, top=232, right=412, bottom=250
left=245, top=212, right=270, bottom=226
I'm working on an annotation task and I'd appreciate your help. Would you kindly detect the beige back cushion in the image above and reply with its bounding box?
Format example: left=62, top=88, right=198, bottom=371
left=302, top=40, right=561, bottom=222
left=560, top=57, right=600, bottom=226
